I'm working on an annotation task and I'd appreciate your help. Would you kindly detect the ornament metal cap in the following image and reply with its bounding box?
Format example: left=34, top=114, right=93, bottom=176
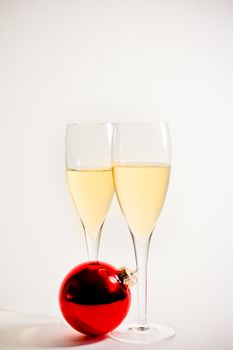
left=118, top=267, right=137, bottom=287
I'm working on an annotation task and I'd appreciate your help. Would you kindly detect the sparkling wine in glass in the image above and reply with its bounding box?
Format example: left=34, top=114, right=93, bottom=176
left=110, top=122, right=175, bottom=344
left=65, top=123, right=114, bottom=261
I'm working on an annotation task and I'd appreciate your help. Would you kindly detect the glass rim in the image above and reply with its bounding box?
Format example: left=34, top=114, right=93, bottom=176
left=66, top=122, right=112, bottom=127
left=66, top=121, right=169, bottom=126
left=111, top=121, right=169, bottom=126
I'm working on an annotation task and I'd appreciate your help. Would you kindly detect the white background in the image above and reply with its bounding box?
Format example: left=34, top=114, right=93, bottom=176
left=0, top=1, right=233, bottom=349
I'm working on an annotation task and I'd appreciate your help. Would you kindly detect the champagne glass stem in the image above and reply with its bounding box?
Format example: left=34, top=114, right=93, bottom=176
left=84, top=227, right=102, bottom=262
left=132, top=234, right=151, bottom=328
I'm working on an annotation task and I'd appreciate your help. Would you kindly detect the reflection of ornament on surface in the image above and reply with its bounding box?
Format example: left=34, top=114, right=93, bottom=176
left=59, top=261, right=135, bottom=336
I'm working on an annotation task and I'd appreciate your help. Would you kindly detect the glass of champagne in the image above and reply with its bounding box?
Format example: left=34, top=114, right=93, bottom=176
left=65, top=123, right=114, bottom=261
left=110, top=122, right=175, bottom=344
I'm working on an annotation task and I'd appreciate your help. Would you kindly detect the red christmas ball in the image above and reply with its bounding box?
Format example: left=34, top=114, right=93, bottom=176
left=59, top=261, right=132, bottom=336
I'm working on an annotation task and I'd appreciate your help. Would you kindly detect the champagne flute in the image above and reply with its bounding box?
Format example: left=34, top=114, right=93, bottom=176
left=65, top=123, right=114, bottom=261
left=110, top=122, right=175, bottom=344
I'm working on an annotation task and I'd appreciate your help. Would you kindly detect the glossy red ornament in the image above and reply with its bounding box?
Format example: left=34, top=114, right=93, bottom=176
left=59, top=261, right=132, bottom=336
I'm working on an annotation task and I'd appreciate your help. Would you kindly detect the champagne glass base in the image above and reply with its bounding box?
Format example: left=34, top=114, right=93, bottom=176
left=109, top=323, right=175, bottom=345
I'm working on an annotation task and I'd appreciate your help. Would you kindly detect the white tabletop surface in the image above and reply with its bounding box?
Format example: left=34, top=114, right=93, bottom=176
left=0, top=310, right=232, bottom=350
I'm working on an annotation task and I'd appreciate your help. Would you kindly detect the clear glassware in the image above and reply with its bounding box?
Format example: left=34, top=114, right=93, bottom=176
left=65, top=123, right=114, bottom=261
left=110, top=122, right=175, bottom=344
